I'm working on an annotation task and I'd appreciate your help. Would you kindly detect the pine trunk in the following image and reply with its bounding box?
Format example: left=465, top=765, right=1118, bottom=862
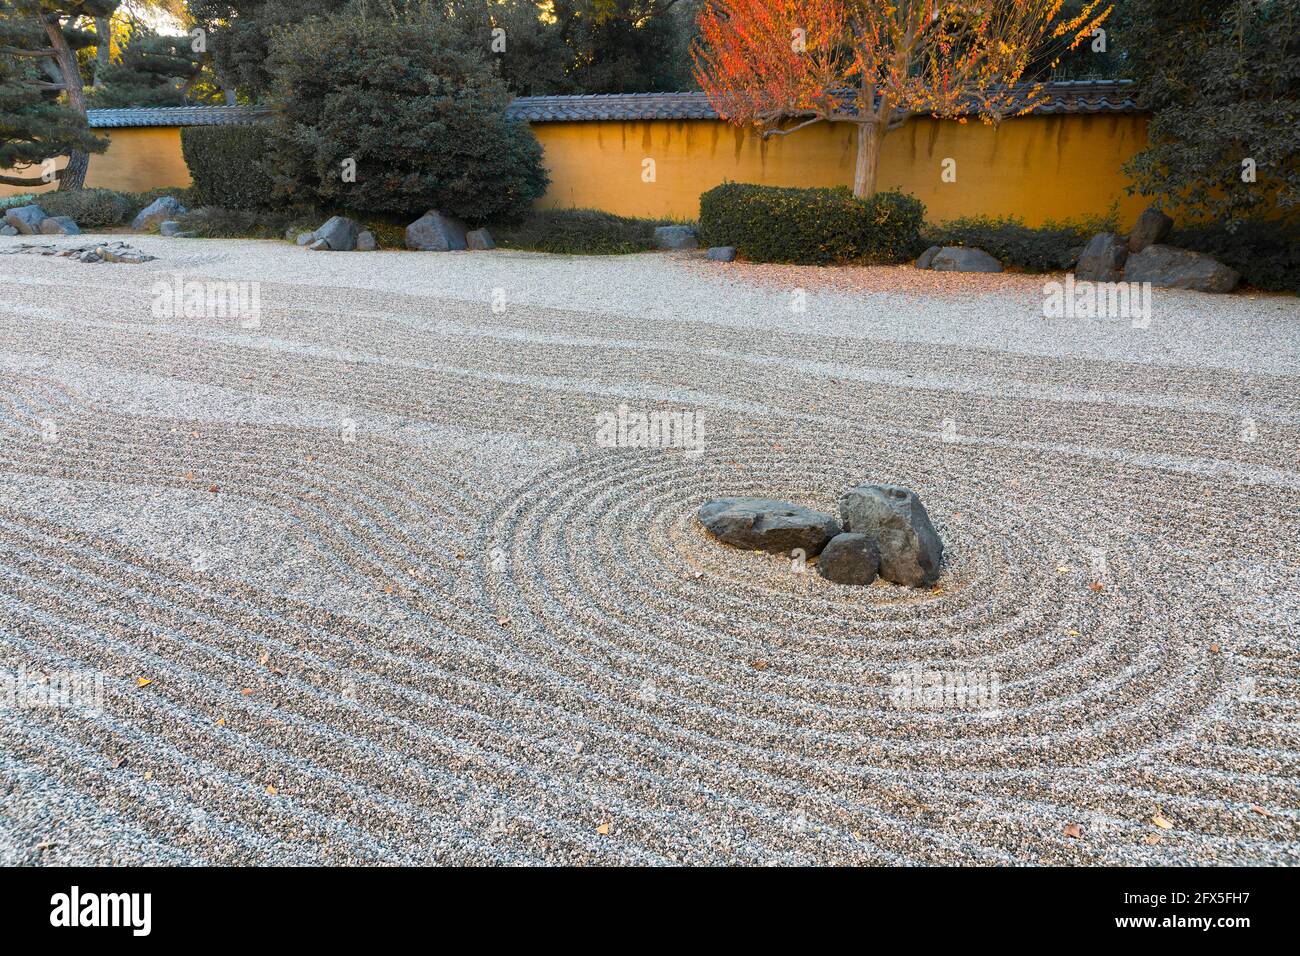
left=44, top=16, right=90, bottom=191
left=93, top=17, right=111, bottom=88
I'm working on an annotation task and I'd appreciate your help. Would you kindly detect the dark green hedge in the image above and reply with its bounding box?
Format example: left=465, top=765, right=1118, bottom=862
left=180, top=124, right=277, bottom=209
left=494, top=209, right=661, bottom=254
left=698, top=183, right=924, bottom=265
left=921, top=214, right=1116, bottom=272
left=1168, top=220, right=1300, bottom=293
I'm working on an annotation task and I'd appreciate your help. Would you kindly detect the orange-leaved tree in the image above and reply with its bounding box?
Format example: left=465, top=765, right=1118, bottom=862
left=691, top=0, right=1111, bottom=198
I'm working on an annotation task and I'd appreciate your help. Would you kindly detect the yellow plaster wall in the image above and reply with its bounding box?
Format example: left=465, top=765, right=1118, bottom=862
left=533, top=113, right=1151, bottom=228
left=4, top=115, right=1150, bottom=228
left=1, top=126, right=191, bottom=198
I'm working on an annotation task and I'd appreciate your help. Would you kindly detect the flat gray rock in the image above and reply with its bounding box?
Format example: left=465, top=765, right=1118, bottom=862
left=816, top=533, right=880, bottom=586
left=654, top=225, right=698, bottom=250
left=314, top=215, right=360, bottom=251
left=914, top=245, right=941, bottom=269
left=930, top=246, right=1002, bottom=273
left=4, top=204, right=47, bottom=235
left=38, top=215, right=80, bottom=236
left=0, top=224, right=17, bottom=236
left=406, top=210, right=468, bottom=251
left=466, top=228, right=494, bottom=250
left=698, top=497, right=841, bottom=556
left=131, top=196, right=186, bottom=232
left=1123, top=244, right=1240, bottom=293
left=839, top=485, right=943, bottom=587
left=1075, top=232, right=1128, bottom=282
left=706, top=246, right=736, bottom=262
left=1128, top=207, right=1173, bottom=253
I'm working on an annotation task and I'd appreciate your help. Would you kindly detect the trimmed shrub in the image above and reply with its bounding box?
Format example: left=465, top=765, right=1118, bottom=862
left=32, top=188, right=135, bottom=228
left=494, top=209, right=661, bottom=254
left=181, top=125, right=277, bottom=209
left=921, top=213, right=1118, bottom=272
left=266, top=13, right=548, bottom=225
left=1167, top=220, right=1300, bottom=293
left=698, top=183, right=923, bottom=265
left=173, top=205, right=324, bottom=240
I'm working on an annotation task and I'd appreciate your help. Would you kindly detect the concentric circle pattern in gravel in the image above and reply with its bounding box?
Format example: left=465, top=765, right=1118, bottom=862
left=1, top=235, right=1298, bottom=865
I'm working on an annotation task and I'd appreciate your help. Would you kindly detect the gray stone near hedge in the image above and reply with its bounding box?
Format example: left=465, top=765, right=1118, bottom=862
left=159, top=220, right=184, bottom=237
left=406, top=210, right=468, bottom=251
left=0, top=224, right=17, bottom=236
left=698, top=497, right=841, bottom=557
left=816, top=533, right=881, bottom=586
left=1075, top=232, right=1129, bottom=282
left=706, top=246, right=736, bottom=262
left=466, top=227, right=494, bottom=251
left=313, top=215, right=360, bottom=251
left=654, top=225, right=699, bottom=250
left=39, top=216, right=80, bottom=236
left=930, top=246, right=1002, bottom=273
left=838, top=484, right=943, bottom=588
left=914, top=245, right=941, bottom=269
left=4, top=204, right=47, bottom=235
left=1123, top=244, right=1240, bottom=293
left=131, top=196, right=186, bottom=232
left=295, top=231, right=314, bottom=246
left=356, top=230, right=378, bottom=252
left=1127, top=206, right=1173, bottom=253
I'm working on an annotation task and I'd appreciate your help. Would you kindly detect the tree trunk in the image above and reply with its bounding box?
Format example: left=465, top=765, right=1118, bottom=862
left=43, top=15, right=90, bottom=191
left=853, top=121, right=883, bottom=199
left=93, top=17, right=111, bottom=88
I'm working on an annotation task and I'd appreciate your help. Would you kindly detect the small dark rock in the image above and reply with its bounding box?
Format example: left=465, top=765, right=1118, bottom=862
left=816, top=533, right=881, bottom=586
left=914, top=245, right=941, bottom=269
left=706, top=246, right=736, bottom=262
left=1075, top=232, right=1129, bottom=282
left=406, top=210, right=468, bottom=251
left=930, top=246, right=1002, bottom=273
left=839, top=485, right=943, bottom=587
left=1127, top=207, right=1173, bottom=253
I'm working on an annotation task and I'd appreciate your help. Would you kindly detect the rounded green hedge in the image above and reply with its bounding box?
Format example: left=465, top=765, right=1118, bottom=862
left=180, top=124, right=277, bottom=209
left=698, top=183, right=924, bottom=265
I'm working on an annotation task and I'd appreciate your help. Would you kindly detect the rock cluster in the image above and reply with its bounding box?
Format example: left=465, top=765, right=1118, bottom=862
left=3, top=204, right=80, bottom=236
left=1075, top=206, right=1240, bottom=293
left=298, top=215, right=376, bottom=252
left=132, top=196, right=187, bottom=232
left=0, top=240, right=156, bottom=264
left=698, top=484, right=944, bottom=588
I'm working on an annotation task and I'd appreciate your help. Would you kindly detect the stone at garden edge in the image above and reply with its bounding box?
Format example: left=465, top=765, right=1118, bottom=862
left=929, top=246, right=1002, bottom=273
left=698, top=497, right=841, bottom=556
left=1127, top=206, right=1173, bottom=253
left=838, top=484, right=943, bottom=587
left=406, top=210, right=468, bottom=251
left=131, top=196, right=186, bottom=232
left=816, top=533, right=881, bottom=586
left=3, top=205, right=47, bottom=235
left=1122, top=244, right=1239, bottom=293
left=1074, top=232, right=1129, bottom=282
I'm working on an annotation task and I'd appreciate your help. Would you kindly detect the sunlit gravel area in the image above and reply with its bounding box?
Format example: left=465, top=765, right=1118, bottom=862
left=1, top=234, right=1298, bottom=865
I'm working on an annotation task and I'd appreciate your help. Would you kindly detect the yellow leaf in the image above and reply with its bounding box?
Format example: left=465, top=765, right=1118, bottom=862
left=136, top=677, right=153, bottom=688
left=596, top=822, right=610, bottom=835
left=215, top=717, right=226, bottom=727
left=1063, top=823, right=1083, bottom=839
left=1152, top=812, right=1174, bottom=830
left=266, top=784, right=278, bottom=796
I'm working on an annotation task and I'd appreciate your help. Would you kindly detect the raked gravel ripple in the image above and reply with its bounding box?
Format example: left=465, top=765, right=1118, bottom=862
left=0, top=234, right=1298, bottom=865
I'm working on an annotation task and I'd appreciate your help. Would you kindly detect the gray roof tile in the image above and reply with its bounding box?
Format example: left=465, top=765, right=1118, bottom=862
left=84, top=81, right=1139, bottom=128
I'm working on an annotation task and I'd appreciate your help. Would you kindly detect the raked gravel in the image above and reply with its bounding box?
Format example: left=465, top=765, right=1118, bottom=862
left=1, top=233, right=1298, bottom=865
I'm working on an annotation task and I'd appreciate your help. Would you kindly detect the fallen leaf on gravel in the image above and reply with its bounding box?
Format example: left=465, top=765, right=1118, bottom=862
left=184, top=471, right=193, bottom=481
left=751, top=659, right=769, bottom=671
left=110, top=756, right=127, bottom=769
left=1250, top=805, right=1274, bottom=818
left=383, top=584, right=395, bottom=594
left=240, top=688, right=253, bottom=696
left=596, top=822, right=609, bottom=835
left=1063, top=823, right=1083, bottom=839
left=191, top=431, right=200, bottom=438
left=1144, top=833, right=1161, bottom=845
left=1089, top=582, right=1104, bottom=592
left=215, top=717, right=226, bottom=727
left=265, top=784, right=278, bottom=796
left=931, top=586, right=944, bottom=595
left=496, top=616, right=511, bottom=626
left=143, top=771, right=153, bottom=781
left=1068, top=629, right=1081, bottom=637
left=1210, top=643, right=1222, bottom=654
left=136, top=677, right=153, bottom=688
left=208, top=485, right=219, bottom=494
left=1152, top=813, right=1174, bottom=830
left=1056, top=566, right=1071, bottom=574
left=258, top=652, right=269, bottom=666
